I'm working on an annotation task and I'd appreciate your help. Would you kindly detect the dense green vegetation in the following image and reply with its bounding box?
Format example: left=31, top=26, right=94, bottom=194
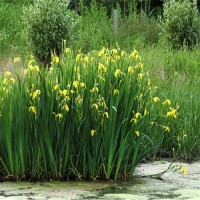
left=0, top=1, right=28, bottom=61
left=0, top=0, right=200, bottom=181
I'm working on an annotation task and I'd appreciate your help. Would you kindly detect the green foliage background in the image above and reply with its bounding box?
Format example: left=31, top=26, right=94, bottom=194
left=0, top=0, right=200, bottom=181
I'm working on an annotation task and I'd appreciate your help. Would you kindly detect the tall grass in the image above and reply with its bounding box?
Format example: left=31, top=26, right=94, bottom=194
left=141, top=46, right=200, bottom=160
left=0, top=1, right=30, bottom=67
left=71, top=2, right=113, bottom=53
left=70, top=2, right=159, bottom=53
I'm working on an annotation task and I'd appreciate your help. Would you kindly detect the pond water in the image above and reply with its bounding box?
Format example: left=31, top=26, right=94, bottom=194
left=0, top=161, right=200, bottom=200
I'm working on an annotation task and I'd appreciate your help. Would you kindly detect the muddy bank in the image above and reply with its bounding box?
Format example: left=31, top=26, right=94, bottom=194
left=0, top=161, right=200, bottom=199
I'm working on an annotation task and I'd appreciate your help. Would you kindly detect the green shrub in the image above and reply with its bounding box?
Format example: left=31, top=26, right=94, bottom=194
left=161, top=0, right=200, bottom=49
left=24, top=0, right=78, bottom=66
left=0, top=48, right=177, bottom=180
